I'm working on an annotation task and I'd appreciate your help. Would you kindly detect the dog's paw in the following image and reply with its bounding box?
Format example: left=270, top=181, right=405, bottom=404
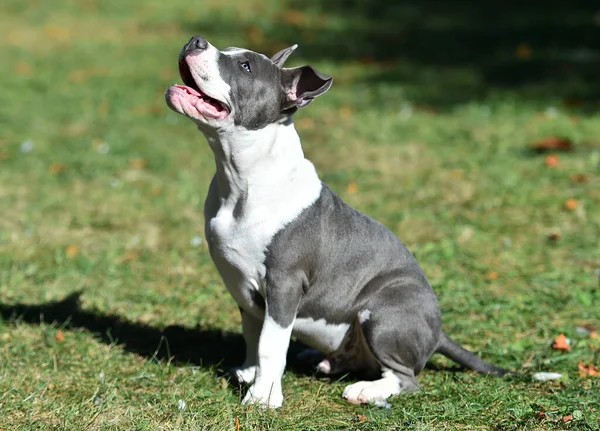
left=342, top=374, right=401, bottom=407
left=231, top=365, right=257, bottom=384
left=241, top=382, right=283, bottom=408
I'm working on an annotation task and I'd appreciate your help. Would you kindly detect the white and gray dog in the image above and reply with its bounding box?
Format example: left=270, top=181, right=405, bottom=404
left=165, top=36, right=509, bottom=408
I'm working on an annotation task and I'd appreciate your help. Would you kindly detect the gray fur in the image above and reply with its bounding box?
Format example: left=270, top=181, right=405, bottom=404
left=265, top=184, right=508, bottom=379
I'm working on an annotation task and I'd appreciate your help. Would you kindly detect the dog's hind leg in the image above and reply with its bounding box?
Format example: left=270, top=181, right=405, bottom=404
left=341, top=287, right=441, bottom=406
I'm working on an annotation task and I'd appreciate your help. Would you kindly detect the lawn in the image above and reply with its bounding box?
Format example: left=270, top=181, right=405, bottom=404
left=1, top=0, right=599, bottom=429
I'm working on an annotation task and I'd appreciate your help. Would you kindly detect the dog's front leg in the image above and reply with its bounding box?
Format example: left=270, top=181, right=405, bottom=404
left=231, top=310, right=262, bottom=384
left=241, top=273, right=301, bottom=408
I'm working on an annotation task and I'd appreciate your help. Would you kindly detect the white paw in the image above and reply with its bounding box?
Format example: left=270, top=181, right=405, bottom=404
left=342, top=372, right=401, bottom=407
left=231, top=365, right=257, bottom=384
left=316, top=359, right=331, bottom=374
left=241, top=382, right=283, bottom=408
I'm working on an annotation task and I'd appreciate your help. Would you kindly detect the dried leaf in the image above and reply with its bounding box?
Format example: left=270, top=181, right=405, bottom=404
left=56, top=331, right=65, bottom=342
left=590, top=331, right=600, bottom=341
left=578, top=362, right=599, bottom=377
left=346, top=182, right=358, bottom=194
left=66, top=244, right=79, bottom=259
left=570, top=173, right=588, bottom=184
left=488, top=271, right=499, bottom=280
left=552, top=333, right=571, bottom=351
left=130, top=158, right=148, bottom=169
left=547, top=232, right=561, bottom=242
left=516, top=43, right=532, bottom=60
left=564, top=199, right=578, bottom=210
left=544, top=154, right=559, bottom=168
left=537, top=410, right=546, bottom=420
left=117, top=250, right=138, bottom=264
left=235, top=416, right=240, bottom=431
left=49, top=162, right=66, bottom=174
left=356, top=414, right=369, bottom=422
left=562, top=414, right=574, bottom=423
left=531, top=137, right=573, bottom=152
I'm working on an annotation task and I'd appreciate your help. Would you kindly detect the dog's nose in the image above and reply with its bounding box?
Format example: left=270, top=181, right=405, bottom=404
left=188, top=35, right=208, bottom=51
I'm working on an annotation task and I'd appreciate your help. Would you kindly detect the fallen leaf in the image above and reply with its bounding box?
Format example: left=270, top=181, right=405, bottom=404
left=578, top=362, right=599, bottom=377
left=552, top=333, right=571, bottom=351
left=516, top=43, right=532, bottom=60
left=590, top=331, right=600, bottom=341
left=48, top=383, right=55, bottom=390
left=56, top=331, right=64, bottom=342
left=117, top=250, right=138, bottom=264
left=544, top=154, right=559, bottom=168
left=130, top=158, right=148, bottom=169
left=356, top=414, right=369, bottom=422
left=66, top=244, right=79, bottom=259
left=562, top=414, right=574, bottom=423
left=537, top=410, right=546, bottom=420
left=346, top=182, right=358, bottom=194
left=49, top=162, right=66, bottom=174
left=488, top=271, right=499, bottom=280
left=570, top=173, right=588, bottom=184
left=531, top=137, right=573, bottom=152
left=564, top=199, right=578, bottom=210
left=235, top=416, right=240, bottom=431
left=547, top=232, right=561, bottom=242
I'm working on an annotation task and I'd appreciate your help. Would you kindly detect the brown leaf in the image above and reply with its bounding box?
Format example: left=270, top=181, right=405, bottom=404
left=56, top=331, right=65, bottom=342
left=537, top=410, right=546, bottom=420
left=590, top=331, right=600, bottom=341
left=544, top=154, right=559, bottom=168
left=117, top=250, right=138, bottom=264
left=516, top=44, right=532, bottom=60
left=49, top=162, right=66, bottom=174
left=578, top=362, right=599, bottom=377
left=235, top=416, right=240, bottom=431
left=130, top=158, right=148, bottom=169
left=562, top=414, right=574, bottom=423
left=552, top=333, right=571, bottom=351
left=531, top=137, right=573, bottom=152
left=356, top=414, right=369, bottom=422
left=66, top=244, right=79, bottom=259
left=346, top=182, right=358, bottom=194
left=547, top=232, right=561, bottom=242
left=488, top=271, right=499, bottom=280
left=570, top=173, right=588, bottom=184
left=564, top=199, right=578, bottom=210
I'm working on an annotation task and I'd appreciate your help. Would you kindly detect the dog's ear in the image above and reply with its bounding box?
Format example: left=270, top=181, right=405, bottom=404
left=281, top=65, right=333, bottom=110
left=271, top=44, right=298, bottom=68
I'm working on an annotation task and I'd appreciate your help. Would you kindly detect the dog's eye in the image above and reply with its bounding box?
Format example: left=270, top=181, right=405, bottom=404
left=240, top=61, right=251, bottom=73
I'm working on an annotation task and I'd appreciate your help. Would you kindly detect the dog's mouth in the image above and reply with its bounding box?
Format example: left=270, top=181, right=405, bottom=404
left=169, top=59, right=229, bottom=120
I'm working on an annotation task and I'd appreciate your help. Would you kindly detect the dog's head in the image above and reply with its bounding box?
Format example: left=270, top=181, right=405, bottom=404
left=165, top=36, right=332, bottom=131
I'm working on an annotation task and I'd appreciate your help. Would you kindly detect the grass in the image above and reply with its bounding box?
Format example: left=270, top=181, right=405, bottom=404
left=1, top=0, right=599, bottom=429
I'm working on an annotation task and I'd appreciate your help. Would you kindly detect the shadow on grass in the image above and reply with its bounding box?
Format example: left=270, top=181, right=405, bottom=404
left=0, top=292, right=316, bottom=376
left=186, top=0, right=600, bottom=107
left=0, top=292, right=467, bottom=379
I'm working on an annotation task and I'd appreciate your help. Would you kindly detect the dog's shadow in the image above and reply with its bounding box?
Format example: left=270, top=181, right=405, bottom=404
left=0, top=292, right=316, bottom=376
left=0, top=292, right=464, bottom=384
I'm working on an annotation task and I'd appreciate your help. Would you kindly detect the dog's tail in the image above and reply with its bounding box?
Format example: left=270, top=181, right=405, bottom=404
left=435, top=331, right=510, bottom=377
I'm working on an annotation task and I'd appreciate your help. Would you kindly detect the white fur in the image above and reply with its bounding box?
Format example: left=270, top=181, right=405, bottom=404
left=186, top=43, right=232, bottom=110
left=293, top=318, right=350, bottom=354
left=205, top=121, right=322, bottom=318
left=342, top=369, right=401, bottom=407
left=242, top=314, right=295, bottom=408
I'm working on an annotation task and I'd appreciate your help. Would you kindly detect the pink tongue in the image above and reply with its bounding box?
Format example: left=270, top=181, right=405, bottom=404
left=175, top=84, right=202, bottom=97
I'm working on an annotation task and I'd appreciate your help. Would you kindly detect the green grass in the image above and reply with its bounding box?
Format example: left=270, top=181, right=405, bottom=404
left=1, top=0, right=599, bottom=429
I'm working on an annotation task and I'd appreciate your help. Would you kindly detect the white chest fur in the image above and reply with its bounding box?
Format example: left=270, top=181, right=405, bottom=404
left=203, top=122, right=322, bottom=318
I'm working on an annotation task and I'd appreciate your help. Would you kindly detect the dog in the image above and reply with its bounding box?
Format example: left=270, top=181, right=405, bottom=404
left=165, top=35, right=509, bottom=408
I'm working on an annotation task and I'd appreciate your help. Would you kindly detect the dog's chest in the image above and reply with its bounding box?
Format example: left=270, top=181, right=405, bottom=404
left=205, top=170, right=322, bottom=316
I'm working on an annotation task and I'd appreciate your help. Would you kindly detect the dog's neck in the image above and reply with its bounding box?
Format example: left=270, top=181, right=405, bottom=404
left=202, top=120, right=308, bottom=200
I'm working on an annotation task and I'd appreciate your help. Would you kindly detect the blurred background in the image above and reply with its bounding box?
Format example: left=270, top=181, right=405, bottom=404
left=1, top=0, right=599, bottom=429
